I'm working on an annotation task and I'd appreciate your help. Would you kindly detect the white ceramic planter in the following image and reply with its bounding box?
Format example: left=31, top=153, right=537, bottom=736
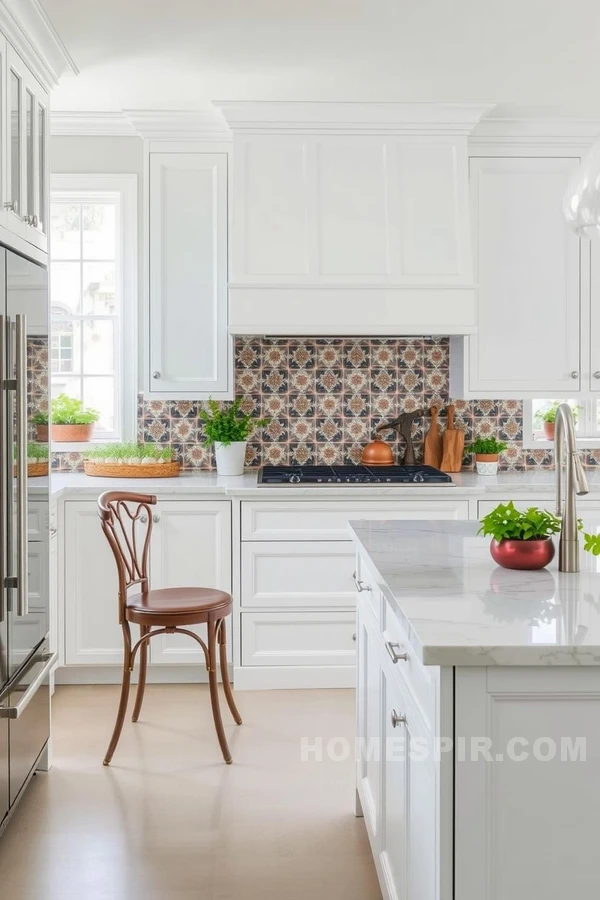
left=214, top=441, right=247, bottom=476
left=475, top=455, right=499, bottom=476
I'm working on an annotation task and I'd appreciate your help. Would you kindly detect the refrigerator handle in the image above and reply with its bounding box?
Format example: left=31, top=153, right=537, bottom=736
left=15, top=314, right=27, bottom=617
left=0, top=315, right=5, bottom=624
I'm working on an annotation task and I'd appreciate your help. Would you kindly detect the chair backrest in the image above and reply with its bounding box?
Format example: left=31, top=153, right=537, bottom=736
left=98, top=491, right=157, bottom=622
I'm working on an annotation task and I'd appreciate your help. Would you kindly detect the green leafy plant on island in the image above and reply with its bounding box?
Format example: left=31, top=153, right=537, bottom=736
left=33, top=394, right=101, bottom=426
left=200, top=397, right=269, bottom=447
left=467, top=437, right=508, bottom=456
left=479, top=502, right=562, bottom=542
left=480, top=501, right=600, bottom=559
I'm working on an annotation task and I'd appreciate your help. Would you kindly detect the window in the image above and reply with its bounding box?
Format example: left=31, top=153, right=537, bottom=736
left=525, top=398, right=600, bottom=446
left=50, top=175, right=137, bottom=442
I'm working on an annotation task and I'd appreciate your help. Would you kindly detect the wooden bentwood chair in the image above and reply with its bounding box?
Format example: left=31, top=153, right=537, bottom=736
left=98, top=491, right=242, bottom=766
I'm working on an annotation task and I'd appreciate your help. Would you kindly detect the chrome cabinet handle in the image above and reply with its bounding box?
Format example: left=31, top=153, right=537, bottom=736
left=0, top=652, right=57, bottom=719
left=3, top=200, right=17, bottom=213
left=152, top=514, right=160, bottom=523
left=352, top=571, right=371, bottom=593
left=22, top=214, right=32, bottom=225
left=385, top=641, right=408, bottom=664
left=571, top=371, right=579, bottom=379
left=391, top=709, right=406, bottom=729
left=31, top=214, right=38, bottom=228
left=15, top=315, right=27, bottom=617
left=152, top=371, right=161, bottom=379
left=352, top=632, right=356, bottom=642
left=594, top=372, right=600, bottom=380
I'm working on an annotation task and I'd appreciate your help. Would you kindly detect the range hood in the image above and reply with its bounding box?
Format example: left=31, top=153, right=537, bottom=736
left=217, top=102, right=494, bottom=336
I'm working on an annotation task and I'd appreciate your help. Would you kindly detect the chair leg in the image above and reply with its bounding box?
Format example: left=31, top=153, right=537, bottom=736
left=218, top=618, right=242, bottom=725
left=207, top=618, right=232, bottom=764
left=103, top=621, right=133, bottom=766
left=132, top=625, right=149, bottom=723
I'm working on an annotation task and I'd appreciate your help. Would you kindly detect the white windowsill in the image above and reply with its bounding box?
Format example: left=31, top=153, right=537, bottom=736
left=522, top=438, right=600, bottom=450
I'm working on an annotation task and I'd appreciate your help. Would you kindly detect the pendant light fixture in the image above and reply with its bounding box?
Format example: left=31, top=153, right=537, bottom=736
left=563, top=136, right=600, bottom=238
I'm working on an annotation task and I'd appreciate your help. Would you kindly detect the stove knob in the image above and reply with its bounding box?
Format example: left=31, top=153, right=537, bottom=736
left=289, top=474, right=301, bottom=483
left=413, top=473, right=424, bottom=483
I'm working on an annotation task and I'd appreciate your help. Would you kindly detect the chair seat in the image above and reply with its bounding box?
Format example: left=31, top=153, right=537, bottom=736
left=126, top=587, right=232, bottom=626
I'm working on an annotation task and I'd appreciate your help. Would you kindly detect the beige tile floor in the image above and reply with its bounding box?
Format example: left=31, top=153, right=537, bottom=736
left=0, top=684, right=381, bottom=900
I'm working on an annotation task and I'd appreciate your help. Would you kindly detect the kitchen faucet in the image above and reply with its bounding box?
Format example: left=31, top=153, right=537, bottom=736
left=555, top=403, right=589, bottom=572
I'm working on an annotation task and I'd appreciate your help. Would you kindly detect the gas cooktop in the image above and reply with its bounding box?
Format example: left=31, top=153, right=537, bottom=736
left=258, top=465, right=454, bottom=485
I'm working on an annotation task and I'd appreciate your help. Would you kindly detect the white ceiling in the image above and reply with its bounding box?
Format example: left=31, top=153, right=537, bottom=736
left=41, top=0, right=600, bottom=116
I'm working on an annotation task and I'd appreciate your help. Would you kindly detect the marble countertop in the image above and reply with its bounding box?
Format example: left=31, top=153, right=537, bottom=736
left=48, top=469, right=600, bottom=499
left=349, top=519, right=600, bottom=667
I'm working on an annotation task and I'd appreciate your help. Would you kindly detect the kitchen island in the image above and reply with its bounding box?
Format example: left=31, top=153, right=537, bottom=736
left=350, top=519, right=600, bottom=900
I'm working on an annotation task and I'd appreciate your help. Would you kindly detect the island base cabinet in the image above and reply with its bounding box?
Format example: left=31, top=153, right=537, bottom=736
left=454, top=667, right=600, bottom=900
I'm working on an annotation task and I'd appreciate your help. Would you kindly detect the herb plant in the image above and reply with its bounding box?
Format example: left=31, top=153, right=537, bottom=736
left=83, top=442, right=173, bottom=462
left=25, top=442, right=49, bottom=460
left=200, top=398, right=268, bottom=447
left=478, top=501, right=561, bottom=542
left=536, top=401, right=580, bottom=425
left=51, top=394, right=100, bottom=425
left=582, top=532, right=600, bottom=556
left=467, top=437, right=508, bottom=455
left=32, top=410, right=49, bottom=425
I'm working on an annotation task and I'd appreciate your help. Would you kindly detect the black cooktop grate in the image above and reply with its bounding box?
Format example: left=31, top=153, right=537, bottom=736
left=258, top=465, right=453, bottom=485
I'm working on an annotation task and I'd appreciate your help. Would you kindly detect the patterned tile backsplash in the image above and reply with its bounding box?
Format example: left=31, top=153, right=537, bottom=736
left=51, top=336, right=596, bottom=473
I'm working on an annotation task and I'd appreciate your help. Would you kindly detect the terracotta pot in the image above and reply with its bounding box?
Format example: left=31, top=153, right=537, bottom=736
left=35, top=424, right=48, bottom=442
left=543, top=421, right=555, bottom=440
left=490, top=537, right=555, bottom=571
left=51, top=423, right=95, bottom=442
left=361, top=434, right=395, bottom=466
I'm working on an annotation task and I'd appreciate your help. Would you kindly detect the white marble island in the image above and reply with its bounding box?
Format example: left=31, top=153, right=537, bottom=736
left=350, top=519, right=600, bottom=900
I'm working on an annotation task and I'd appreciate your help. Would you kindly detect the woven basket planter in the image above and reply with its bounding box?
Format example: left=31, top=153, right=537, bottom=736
left=83, top=461, right=181, bottom=478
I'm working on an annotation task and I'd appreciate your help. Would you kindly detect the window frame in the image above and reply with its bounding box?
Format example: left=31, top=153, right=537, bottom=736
left=524, top=397, right=600, bottom=448
left=50, top=174, right=137, bottom=448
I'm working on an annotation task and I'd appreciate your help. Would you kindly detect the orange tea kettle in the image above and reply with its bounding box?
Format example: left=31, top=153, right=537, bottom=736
left=360, top=434, right=394, bottom=466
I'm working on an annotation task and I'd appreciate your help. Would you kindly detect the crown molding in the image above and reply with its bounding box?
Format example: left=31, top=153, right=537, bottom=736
left=471, top=117, right=600, bottom=146
left=51, top=111, right=137, bottom=136
left=0, top=0, right=77, bottom=91
left=215, top=101, right=496, bottom=135
left=124, top=109, right=231, bottom=140
left=50, top=108, right=232, bottom=140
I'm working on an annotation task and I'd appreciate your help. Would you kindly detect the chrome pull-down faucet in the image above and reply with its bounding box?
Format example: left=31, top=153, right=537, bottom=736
left=555, top=403, right=589, bottom=572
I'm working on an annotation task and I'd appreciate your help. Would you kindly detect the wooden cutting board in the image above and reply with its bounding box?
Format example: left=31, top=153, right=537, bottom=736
left=423, top=406, right=443, bottom=468
left=440, top=404, right=464, bottom=473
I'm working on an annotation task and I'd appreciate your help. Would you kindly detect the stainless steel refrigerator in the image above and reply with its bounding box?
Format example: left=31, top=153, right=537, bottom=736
left=0, top=247, right=53, bottom=832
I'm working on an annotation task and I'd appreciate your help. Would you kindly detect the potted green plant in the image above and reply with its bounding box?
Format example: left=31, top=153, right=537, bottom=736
left=479, top=501, right=561, bottom=569
left=15, top=441, right=50, bottom=476
left=32, top=409, right=49, bottom=442
left=536, top=402, right=579, bottom=441
left=50, top=393, right=100, bottom=442
left=467, top=437, right=508, bottom=476
left=200, top=398, right=268, bottom=476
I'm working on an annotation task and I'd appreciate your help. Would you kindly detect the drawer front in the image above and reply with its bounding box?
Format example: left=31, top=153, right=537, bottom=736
left=241, top=611, right=356, bottom=667
left=241, top=542, right=355, bottom=608
left=28, top=501, right=48, bottom=542
left=242, top=500, right=470, bottom=541
left=382, top=597, right=435, bottom=731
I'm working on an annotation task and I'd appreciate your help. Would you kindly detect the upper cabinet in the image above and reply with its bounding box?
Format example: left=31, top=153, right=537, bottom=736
left=4, top=44, right=49, bottom=253
left=450, top=144, right=597, bottom=398
left=218, top=102, right=493, bottom=336
left=147, top=150, right=229, bottom=396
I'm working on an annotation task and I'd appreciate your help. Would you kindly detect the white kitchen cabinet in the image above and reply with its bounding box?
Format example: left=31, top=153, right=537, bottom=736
left=148, top=152, right=229, bottom=396
left=148, top=501, right=232, bottom=664
left=356, top=601, right=382, bottom=839
left=5, top=44, right=48, bottom=253
left=241, top=610, right=356, bottom=668
left=64, top=501, right=123, bottom=665
left=49, top=530, right=57, bottom=656
left=454, top=157, right=582, bottom=397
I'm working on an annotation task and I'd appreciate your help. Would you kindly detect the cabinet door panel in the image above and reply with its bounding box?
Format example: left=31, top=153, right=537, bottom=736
left=356, top=605, right=381, bottom=840
left=149, top=501, right=232, bottom=664
left=64, top=502, right=123, bottom=665
left=469, top=157, right=580, bottom=393
left=149, top=153, right=228, bottom=394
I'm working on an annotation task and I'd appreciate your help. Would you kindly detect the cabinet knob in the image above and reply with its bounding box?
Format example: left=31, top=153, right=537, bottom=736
left=140, top=515, right=147, bottom=523
left=31, top=214, right=38, bottom=228
left=152, top=514, right=160, bottom=524
left=352, top=632, right=356, bottom=642
left=22, top=214, right=31, bottom=225
left=385, top=641, right=408, bottom=664
left=153, top=371, right=161, bottom=379
left=594, top=372, right=600, bottom=380
left=3, top=200, right=17, bottom=213
left=391, top=709, right=406, bottom=729
left=571, top=371, right=579, bottom=379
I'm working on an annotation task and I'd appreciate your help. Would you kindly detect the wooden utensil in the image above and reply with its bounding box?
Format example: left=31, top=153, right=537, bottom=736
left=423, top=406, right=443, bottom=468
left=440, top=404, right=464, bottom=473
